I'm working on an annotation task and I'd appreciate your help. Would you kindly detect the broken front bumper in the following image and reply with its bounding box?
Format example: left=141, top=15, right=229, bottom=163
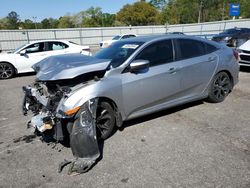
left=22, top=85, right=101, bottom=174
left=22, top=85, right=65, bottom=140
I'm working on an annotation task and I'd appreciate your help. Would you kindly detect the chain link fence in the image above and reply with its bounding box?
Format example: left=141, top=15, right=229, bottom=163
left=1, top=18, right=250, bottom=52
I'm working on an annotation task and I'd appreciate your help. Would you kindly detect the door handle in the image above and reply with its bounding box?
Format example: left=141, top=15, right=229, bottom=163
left=208, top=57, right=216, bottom=62
left=167, top=67, right=180, bottom=74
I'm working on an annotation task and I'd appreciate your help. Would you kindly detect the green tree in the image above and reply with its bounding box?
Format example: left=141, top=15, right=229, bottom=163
left=161, top=0, right=250, bottom=24
left=81, top=7, right=103, bottom=27
left=20, top=19, right=35, bottom=29
left=6, top=11, right=20, bottom=29
left=58, top=16, right=74, bottom=28
left=117, top=1, right=160, bottom=26
left=41, top=18, right=50, bottom=29
left=0, top=18, right=8, bottom=29
left=102, top=13, right=116, bottom=27
left=161, top=0, right=199, bottom=24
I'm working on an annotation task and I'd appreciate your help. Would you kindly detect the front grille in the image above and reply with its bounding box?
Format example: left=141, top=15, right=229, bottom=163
left=240, top=55, right=250, bottom=61
left=239, top=61, right=250, bottom=65
left=242, top=50, right=250, bottom=54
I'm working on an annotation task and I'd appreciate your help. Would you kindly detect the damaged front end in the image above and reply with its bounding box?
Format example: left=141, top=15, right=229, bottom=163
left=22, top=80, right=101, bottom=174
left=22, top=82, right=68, bottom=141
left=22, top=54, right=113, bottom=174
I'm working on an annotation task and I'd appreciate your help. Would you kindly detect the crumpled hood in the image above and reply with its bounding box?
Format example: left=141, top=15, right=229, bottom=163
left=33, top=53, right=110, bottom=81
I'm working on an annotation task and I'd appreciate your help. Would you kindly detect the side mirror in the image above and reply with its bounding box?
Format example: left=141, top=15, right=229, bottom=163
left=20, top=50, right=26, bottom=56
left=129, top=60, right=149, bottom=73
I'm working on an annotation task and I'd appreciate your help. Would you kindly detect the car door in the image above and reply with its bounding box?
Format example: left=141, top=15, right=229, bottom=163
left=15, top=42, right=47, bottom=72
left=121, top=40, right=182, bottom=118
left=174, top=39, right=218, bottom=98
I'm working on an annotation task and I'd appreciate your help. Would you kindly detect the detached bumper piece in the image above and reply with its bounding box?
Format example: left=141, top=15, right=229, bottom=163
left=68, top=99, right=100, bottom=175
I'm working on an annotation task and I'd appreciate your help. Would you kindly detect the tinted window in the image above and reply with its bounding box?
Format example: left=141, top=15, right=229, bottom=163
left=204, top=43, right=217, bottom=54
left=242, top=28, right=250, bottom=33
left=176, top=39, right=205, bottom=60
left=222, top=29, right=241, bottom=34
left=112, top=35, right=121, bottom=40
left=47, top=42, right=68, bottom=51
left=121, top=35, right=130, bottom=39
left=135, top=40, right=173, bottom=66
left=24, top=42, right=45, bottom=54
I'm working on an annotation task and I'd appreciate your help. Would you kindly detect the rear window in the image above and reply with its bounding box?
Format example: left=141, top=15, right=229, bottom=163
left=204, top=43, right=217, bottom=54
left=175, top=39, right=217, bottom=60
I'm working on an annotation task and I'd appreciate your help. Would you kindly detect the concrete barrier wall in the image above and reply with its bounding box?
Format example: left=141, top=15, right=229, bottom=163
left=1, top=18, right=250, bottom=52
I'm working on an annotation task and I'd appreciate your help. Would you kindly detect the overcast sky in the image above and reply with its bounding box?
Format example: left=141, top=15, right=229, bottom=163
left=0, top=0, right=137, bottom=21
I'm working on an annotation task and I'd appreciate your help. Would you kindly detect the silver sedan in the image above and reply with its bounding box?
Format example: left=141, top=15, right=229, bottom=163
left=23, top=34, right=239, bottom=140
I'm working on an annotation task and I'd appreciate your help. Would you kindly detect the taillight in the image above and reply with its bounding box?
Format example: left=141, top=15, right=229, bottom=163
left=233, top=49, right=239, bottom=61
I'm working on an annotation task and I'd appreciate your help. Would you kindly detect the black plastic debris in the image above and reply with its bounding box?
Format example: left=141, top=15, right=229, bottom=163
left=67, top=99, right=100, bottom=175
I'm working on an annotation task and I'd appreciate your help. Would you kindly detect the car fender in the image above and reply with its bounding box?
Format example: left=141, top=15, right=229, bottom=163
left=0, top=55, right=18, bottom=73
left=57, top=76, right=125, bottom=119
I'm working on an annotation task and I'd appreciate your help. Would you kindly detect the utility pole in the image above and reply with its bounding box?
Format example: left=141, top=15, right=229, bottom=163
left=198, top=0, right=203, bottom=23
left=222, top=0, right=225, bottom=20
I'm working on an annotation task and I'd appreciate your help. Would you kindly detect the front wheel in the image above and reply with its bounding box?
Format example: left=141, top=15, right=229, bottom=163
left=207, top=72, right=231, bottom=103
left=96, top=101, right=115, bottom=140
left=0, top=63, right=15, bottom=79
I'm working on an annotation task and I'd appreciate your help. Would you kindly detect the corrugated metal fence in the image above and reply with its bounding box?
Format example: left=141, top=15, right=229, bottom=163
left=1, top=18, right=250, bottom=52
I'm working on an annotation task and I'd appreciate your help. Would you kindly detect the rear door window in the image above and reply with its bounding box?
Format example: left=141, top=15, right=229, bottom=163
left=175, top=39, right=205, bottom=60
left=47, top=42, right=68, bottom=51
left=204, top=43, right=217, bottom=54
left=175, top=39, right=218, bottom=60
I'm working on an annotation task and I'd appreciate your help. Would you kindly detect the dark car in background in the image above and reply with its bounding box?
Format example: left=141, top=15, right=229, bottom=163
left=212, top=27, right=250, bottom=47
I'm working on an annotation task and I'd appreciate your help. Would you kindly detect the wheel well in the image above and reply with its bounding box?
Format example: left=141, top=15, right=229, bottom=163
left=98, top=97, right=123, bottom=127
left=0, top=61, right=17, bottom=74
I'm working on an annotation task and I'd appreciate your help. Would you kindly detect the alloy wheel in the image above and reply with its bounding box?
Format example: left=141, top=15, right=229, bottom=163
left=212, top=73, right=231, bottom=101
left=0, top=63, right=14, bottom=79
left=96, top=102, right=115, bottom=140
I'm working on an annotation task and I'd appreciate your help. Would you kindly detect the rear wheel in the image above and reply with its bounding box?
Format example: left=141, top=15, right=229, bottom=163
left=0, top=63, right=15, bottom=79
left=96, top=101, right=115, bottom=140
left=207, top=72, right=231, bottom=103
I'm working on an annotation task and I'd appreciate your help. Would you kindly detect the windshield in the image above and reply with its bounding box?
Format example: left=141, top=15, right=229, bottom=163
left=94, top=41, right=144, bottom=68
left=112, top=35, right=121, bottom=40
left=13, top=43, right=28, bottom=53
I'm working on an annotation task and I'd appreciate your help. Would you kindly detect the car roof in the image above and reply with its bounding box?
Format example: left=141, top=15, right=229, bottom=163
left=121, top=34, right=200, bottom=43
left=28, top=39, right=69, bottom=44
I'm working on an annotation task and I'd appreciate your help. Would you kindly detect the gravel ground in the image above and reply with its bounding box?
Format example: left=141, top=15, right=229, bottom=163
left=0, top=68, right=250, bottom=188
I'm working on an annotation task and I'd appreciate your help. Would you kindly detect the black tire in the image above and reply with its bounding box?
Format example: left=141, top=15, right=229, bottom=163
left=207, top=72, right=231, bottom=103
left=0, top=62, right=15, bottom=79
left=96, top=101, right=115, bottom=140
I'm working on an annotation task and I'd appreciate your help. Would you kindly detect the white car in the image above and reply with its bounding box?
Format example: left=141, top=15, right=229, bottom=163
left=238, top=40, right=250, bottom=66
left=0, top=40, right=91, bottom=79
left=100, top=34, right=137, bottom=48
